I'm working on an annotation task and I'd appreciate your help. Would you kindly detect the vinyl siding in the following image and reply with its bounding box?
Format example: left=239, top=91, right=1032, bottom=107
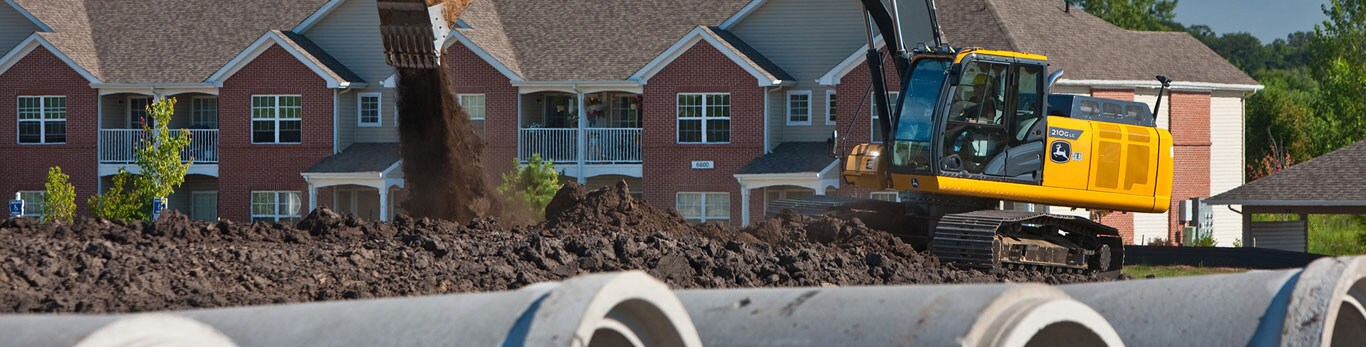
left=335, top=90, right=356, bottom=148
left=770, top=87, right=839, bottom=143
left=100, top=95, right=125, bottom=129
left=1132, top=88, right=1170, bottom=244
left=299, top=0, right=393, bottom=84
left=0, top=4, right=38, bottom=52
left=730, top=0, right=867, bottom=82
left=352, top=88, right=398, bottom=143
left=1209, top=90, right=1245, bottom=246
left=765, top=89, right=784, bottom=151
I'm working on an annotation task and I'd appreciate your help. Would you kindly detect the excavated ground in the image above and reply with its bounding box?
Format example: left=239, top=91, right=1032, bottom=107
left=0, top=182, right=1110, bottom=313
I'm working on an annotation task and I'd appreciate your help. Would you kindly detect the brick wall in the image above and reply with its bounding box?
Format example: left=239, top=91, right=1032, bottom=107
left=1090, top=89, right=1137, bottom=244
left=642, top=42, right=765, bottom=227
left=0, top=46, right=99, bottom=215
left=217, top=45, right=334, bottom=221
left=1167, top=91, right=1212, bottom=242
left=442, top=43, right=518, bottom=188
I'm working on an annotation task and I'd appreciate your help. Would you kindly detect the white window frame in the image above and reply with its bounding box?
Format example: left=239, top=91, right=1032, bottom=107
left=16, top=95, right=67, bottom=145
left=191, top=96, right=218, bottom=128
left=871, top=91, right=899, bottom=143
left=457, top=93, right=486, bottom=120
left=786, top=90, right=812, bottom=125
left=126, top=95, right=152, bottom=128
left=676, top=93, right=731, bottom=144
left=16, top=191, right=45, bottom=217
left=676, top=192, right=730, bottom=223
left=250, top=95, right=303, bottom=144
left=250, top=191, right=302, bottom=222
left=870, top=191, right=901, bottom=202
left=357, top=92, right=382, bottom=127
left=825, top=90, right=837, bottom=125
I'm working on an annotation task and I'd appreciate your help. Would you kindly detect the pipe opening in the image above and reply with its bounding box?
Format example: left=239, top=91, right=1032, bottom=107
left=590, top=326, right=641, bottom=347
left=588, top=299, right=689, bottom=347
left=1330, top=278, right=1366, bottom=346
left=1024, top=321, right=1108, bottom=347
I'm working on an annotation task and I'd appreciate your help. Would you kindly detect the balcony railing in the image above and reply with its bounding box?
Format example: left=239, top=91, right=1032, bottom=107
left=518, top=128, right=641, bottom=164
left=98, top=129, right=219, bottom=164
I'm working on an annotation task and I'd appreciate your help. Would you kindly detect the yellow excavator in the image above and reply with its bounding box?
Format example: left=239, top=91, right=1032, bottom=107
left=836, top=0, right=1174, bottom=273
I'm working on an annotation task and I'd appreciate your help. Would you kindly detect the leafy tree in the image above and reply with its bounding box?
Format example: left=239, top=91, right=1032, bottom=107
left=134, top=97, right=193, bottom=206
left=1068, top=0, right=1182, bottom=31
left=89, top=169, right=144, bottom=220
left=1310, top=0, right=1366, bottom=155
left=497, top=153, right=563, bottom=219
left=41, top=166, right=76, bottom=223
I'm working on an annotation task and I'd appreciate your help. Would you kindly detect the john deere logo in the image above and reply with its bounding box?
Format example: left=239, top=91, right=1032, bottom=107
left=1050, top=141, right=1072, bottom=163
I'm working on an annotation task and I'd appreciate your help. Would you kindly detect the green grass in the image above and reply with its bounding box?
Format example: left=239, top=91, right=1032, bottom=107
left=1122, top=265, right=1247, bottom=278
left=1252, top=214, right=1366, bottom=256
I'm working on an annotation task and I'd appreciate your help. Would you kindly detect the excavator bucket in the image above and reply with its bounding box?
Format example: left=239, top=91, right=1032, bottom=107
left=376, top=0, right=441, bottom=69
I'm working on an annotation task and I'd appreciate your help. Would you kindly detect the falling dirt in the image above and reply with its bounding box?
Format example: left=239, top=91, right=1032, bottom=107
left=0, top=182, right=1113, bottom=314
left=393, top=67, right=501, bottom=223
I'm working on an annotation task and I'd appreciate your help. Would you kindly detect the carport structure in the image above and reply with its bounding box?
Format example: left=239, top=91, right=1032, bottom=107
left=1207, top=141, right=1366, bottom=252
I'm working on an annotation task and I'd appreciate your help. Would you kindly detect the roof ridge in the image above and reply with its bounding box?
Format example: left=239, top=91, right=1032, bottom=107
left=979, top=0, right=1021, bottom=51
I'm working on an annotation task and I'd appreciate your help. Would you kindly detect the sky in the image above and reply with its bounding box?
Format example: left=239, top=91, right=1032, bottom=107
left=1173, top=0, right=1329, bottom=42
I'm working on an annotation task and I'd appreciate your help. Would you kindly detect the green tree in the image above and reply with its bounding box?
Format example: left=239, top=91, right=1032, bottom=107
left=88, top=169, right=144, bottom=220
left=1068, top=0, right=1181, bottom=31
left=497, top=153, right=563, bottom=219
left=41, top=166, right=76, bottom=223
left=134, top=97, right=193, bottom=206
left=1310, top=0, right=1366, bottom=155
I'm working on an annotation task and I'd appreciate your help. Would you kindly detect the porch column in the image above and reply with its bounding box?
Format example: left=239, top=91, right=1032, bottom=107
left=307, top=184, right=318, bottom=213
left=576, top=90, right=588, bottom=184
left=739, top=183, right=751, bottom=227
left=379, top=187, right=390, bottom=222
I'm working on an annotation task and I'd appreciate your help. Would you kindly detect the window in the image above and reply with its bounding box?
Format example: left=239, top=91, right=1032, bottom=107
left=128, top=97, right=151, bottom=127
left=251, top=95, right=303, bottom=144
left=870, top=191, right=900, bottom=202
left=191, top=97, right=218, bottom=128
left=871, top=92, right=899, bottom=143
left=250, top=191, right=301, bottom=223
left=765, top=187, right=815, bottom=205
left=17, top=191, right=45, bottom=217
left=825, top=91, right=837, bottom=125
left=358, top=93, right=382, bottom=127
left=677, top=93, right=730, bottom=144
left=17, top=96, right=66, bottom=144
left=676, top=192, right=729, bottom=223
left=787, top=90, right=811, bottom=125
left=458, top=94, right=486, bottom=135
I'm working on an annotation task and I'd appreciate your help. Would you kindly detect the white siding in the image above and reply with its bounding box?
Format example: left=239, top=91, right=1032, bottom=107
left=1210, top=91, right=1246, bottom=246
left=353, top=88, right=399, bottom=143
left=336, top=91, right=357, bottom=148
left=1132, top=88, right=1171, bottom=244
left=301, top=0, right=394, bottom=84
left=0, top=4, right=38, bottom=52
left=1049, top=85, right=1090, bottom=96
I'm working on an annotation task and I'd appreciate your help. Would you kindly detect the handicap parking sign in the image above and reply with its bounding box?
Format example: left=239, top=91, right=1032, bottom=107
left=151, top=197, right=167, bottom=221
left=9, top=199, right=23, bottom=218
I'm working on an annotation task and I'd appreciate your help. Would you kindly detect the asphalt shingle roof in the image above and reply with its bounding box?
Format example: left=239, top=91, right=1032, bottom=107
left=937, top=0, right=1257, bottom=86
left=12, top=0, right=331, bottom=84
left=702, top=26, right=794, bottom=82
left=1209, top=141, right=1366, bottom=205
left=454, top=0, right=752, bottom=81
left=740, top=142, right=837, bottom=175
left=277, top=30, right=365, bottom=84
left=305, top=143, right=402, bottom=174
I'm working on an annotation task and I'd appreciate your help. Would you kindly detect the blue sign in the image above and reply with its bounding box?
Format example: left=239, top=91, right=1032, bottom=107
left=151, top=197, right=167, bottom=221
left=8, top=199, right=22, bottom=218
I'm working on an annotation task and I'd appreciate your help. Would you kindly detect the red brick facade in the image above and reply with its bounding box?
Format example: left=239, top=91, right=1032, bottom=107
left=0, top=46, right=99, bottom=215
left=642, top=43, right=766, bottom=227
left=443, top=43, right=518, bottom=188
left=1167, top=91, right=1212, bottom=243
left=217, top=45, right=334, bottom=221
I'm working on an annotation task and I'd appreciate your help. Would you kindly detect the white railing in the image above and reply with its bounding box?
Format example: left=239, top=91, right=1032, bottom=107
left=518, top=128, right=641, bottom=164
left=98, top=129, right=219, bottom=164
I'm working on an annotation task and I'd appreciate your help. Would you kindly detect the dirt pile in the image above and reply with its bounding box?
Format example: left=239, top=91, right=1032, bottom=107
left=0, top=183, right=1108, bottom=314
left=393, top=67, right=500, bottom=222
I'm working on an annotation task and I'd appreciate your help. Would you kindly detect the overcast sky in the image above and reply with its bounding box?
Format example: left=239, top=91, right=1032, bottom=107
left=1173, top=0, right=1329, bottom=42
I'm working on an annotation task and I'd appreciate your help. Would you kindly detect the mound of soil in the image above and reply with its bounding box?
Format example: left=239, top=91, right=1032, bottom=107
left=0, top=182, right=1108, bottom=314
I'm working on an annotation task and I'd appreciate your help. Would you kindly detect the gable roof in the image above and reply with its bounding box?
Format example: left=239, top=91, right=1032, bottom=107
left=739, top=142, right=836, bottom=175
left=305, top=143, right=401, bottom=174
left=9, top=0, right=331, bottom=84
left=1208, top=141, right=1366, bottom=206
left=0, top=34, right=100, bottom=83
left=451, top=0, right=752, bottom=81
left=632, top=26, right=793, bottom=87
left=207, top=30, right=364, bottom=88
left=938, top=0, right=1258, bottom=87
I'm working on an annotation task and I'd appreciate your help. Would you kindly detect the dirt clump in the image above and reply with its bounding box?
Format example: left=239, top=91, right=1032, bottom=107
left=1, top=182, right=1108, bottom=314
left=393, top=67, right=501, bottom=223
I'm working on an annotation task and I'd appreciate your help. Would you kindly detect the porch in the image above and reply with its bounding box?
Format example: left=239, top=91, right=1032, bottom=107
left=302, top=143, right=405, bottom=221
left=97, top=92, right=220, bottom=176
left=518, top=91, right=643, bottom=179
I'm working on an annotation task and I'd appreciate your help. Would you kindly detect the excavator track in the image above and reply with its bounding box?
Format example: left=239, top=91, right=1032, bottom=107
left=932, top=210, right=1124, bottom=274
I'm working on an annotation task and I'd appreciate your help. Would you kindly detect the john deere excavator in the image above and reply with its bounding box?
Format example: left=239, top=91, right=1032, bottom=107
left=376, top=0, right=1173, bottom=274
left=835, top=0, right=1174, bottom=273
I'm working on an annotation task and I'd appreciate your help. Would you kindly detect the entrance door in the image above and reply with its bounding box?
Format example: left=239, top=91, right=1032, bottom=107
left=190, top=191, right=218, bottom=221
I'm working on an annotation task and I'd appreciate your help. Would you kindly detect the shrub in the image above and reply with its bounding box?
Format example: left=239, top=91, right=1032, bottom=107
left=42, top=166, right=76, bottom=223
left=89, top=169, right=145, bottom=221
left=497, top=153, right=563, bottom=219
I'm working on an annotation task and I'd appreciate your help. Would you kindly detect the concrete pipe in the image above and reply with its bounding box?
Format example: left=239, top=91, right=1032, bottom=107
left=1061, top=256, right=1366, bottom=347
left=0, top=314, right=236, bottom=347
left=675, top=283, right=1123, bottom=347
left=179, top=270, right=699, bottom=347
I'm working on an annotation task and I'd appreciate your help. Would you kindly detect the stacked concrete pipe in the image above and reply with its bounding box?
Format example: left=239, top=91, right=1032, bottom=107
left=1061, top=256, right=1366, bottom=346
left=0, top=314, right=237, bottom=347
left=675, top=283, right=1124, bottom=346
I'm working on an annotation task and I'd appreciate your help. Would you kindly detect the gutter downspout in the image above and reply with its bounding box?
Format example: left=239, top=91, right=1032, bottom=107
left=763, top=86, right=769, bottom=153
left=333, top=89, right=340, bottom=154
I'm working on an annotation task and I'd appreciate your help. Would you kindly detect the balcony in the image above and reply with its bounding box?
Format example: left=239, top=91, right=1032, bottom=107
left=98, top=129, right=220, bottom=164
left=518, top=128, right=642, bottom=164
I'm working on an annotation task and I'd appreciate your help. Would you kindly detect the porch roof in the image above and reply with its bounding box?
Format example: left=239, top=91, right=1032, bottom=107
left=739, top=142, right=836, bottom=175
left=1208, top=140, right=1366, bottom=208
left=305, top=143, right=401, bottom=174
